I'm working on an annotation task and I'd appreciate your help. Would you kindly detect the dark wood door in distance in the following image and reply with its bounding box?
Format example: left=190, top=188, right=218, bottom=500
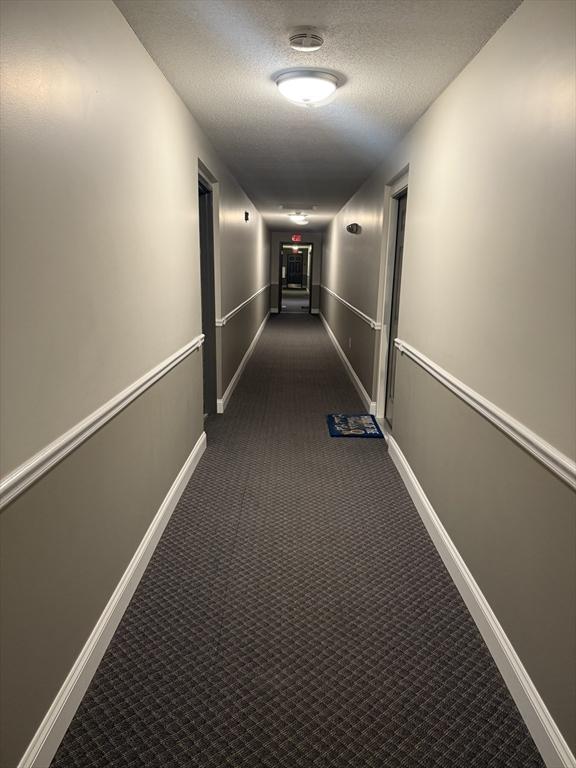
left=287, top=254, right=303, bottom=287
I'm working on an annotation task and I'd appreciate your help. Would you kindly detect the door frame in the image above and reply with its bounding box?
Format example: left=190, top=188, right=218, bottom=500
left=383, top=190, right=407, bottom=426
left=198, top=170, right=218, bottom=416
left=375, top=170, right=409, bottom=423
left=278, top=242, right=313, bottom=314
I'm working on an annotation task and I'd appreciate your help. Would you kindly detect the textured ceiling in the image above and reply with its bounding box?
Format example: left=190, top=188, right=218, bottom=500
left=115, top=0, right=521, bottom=228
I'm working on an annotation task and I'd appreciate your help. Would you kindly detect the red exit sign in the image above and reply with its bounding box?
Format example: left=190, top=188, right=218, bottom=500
left=291, top=233, right=302, bottom=242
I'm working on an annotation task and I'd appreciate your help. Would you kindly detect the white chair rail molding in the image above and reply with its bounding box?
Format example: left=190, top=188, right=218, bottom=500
left=394, top=338, right=576, bottom=490
left=321, top=285, right=382, bottom=330
left=0, top=335, right=205, bottom=509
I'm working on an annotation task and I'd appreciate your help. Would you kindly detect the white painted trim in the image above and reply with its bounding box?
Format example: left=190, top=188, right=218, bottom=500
left=374, top=169, right=409, bottom=420
left=270, top=308, right=279, bottom=314
left=0, top=335, right=205, bottom=510
left=217, top=313, right=269, bottom=413
left=198, top=159, right=222, bottom=320
left=16, top=432, right=207, bottom=768
left=215, top=284, right=269, bottom=327
left=310, top=308, right=320, bottom=315
left=395, top=338, right=576, bottom=489
left=387, top=435, right=575, bottom=768
left=320, top=313, right=376, bottom=415
left=320, top=285, right=381, bottom=330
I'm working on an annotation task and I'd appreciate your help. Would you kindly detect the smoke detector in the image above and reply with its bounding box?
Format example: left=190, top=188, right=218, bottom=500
left=289, top=27, right=324, bottom=52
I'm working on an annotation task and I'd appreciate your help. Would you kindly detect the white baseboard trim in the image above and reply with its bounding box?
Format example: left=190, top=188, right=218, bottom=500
left=320, top=313, right=376, bottom=415
left=217, top=313, right=269, bottom=414
left=387, top=435, right=575, bottom=768
left=17, top=431, right=207, bottom=768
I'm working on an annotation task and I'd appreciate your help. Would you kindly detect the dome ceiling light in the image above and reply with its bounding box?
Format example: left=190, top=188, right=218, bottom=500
left=288, top=212, right=309, bottom=225
left=275, top=70, right=339, bottom=106
left=289, top=27, right=324, bottom=53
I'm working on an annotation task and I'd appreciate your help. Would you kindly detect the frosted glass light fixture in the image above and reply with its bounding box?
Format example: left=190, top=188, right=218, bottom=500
left=275, top=70, right=338, bottom=106
left=289, top=212, right=309, bottom=224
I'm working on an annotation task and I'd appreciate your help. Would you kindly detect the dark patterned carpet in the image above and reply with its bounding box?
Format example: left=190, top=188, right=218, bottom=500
left=51, top=315, right=544, bottom=768
left=281, top=288, right=310, bottom=313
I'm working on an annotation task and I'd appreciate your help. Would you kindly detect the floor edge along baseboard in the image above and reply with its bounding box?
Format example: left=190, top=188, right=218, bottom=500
left=387, top=434, right=576, bottom=768
left=16, top=431, right=207, bottom=768
left=319, top=313, right=376, bottom=415
left=217, top=313, right=269, bottom=413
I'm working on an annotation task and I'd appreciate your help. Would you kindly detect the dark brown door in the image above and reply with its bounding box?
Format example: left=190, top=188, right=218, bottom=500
left=385, top=190, right=408, bottom=426
left=287, top=253, right=303, bottom=286
left=198, top=180, right=217, bottom=416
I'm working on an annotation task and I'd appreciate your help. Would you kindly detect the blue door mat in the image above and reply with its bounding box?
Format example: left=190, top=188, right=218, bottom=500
left=327, top=414, right=384, bottom=438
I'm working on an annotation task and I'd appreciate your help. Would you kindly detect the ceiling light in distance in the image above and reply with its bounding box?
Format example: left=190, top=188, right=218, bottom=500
left=289, top=28, right=324, bottom=52
left=279, top=205, right=318, bottom=211
left=289, top=212, right=309, bottom=224
left=276, top=70, right=338, bottom=106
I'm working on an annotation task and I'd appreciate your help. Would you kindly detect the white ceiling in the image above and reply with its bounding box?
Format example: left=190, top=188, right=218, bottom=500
left=115, top=0, right=521, bottom=229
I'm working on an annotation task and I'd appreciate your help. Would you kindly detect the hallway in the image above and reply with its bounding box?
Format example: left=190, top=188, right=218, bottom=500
left=51, top=316, right=542, bottom=768
left=1, top=1, right=575, bottom=766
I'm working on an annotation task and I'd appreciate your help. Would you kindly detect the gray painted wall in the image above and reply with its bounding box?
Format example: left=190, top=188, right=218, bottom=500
left=214, top=192, right=269, bottom=400
left=0, top=0, right=269, bottom=478
left=220, top=288, right=269, bottom=395
left=387, top=0, right=575, bottom=460
left=394, top=353, right=576, bottom=748
left=319, top=289, right=379, bottom=400
left=319, top=0, right=576, bottom=753
left=322, top=171, right=386, bottom=322
left=0, top=1, right=269, bottom=765
left=385, top=0, right=576, bottom=748
left=320, top=170, right=388, bottom=401
left=0, top=354, right=204, bottom=768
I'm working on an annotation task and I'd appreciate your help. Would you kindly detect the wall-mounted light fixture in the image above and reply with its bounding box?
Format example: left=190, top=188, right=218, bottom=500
left=346, top=223, right=361, bottom=234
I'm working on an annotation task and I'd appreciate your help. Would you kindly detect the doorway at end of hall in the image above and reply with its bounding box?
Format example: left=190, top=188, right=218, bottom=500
left=279, top=243, right=313, bottom=314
